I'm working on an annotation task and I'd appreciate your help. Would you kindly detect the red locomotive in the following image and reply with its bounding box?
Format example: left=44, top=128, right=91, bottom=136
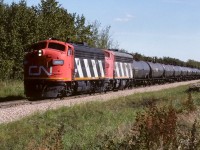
left=24, top=39, right=74, bottom=98
left=104, top=49, right=133, bottom=90
left=24, top=39, right=133, bottom=98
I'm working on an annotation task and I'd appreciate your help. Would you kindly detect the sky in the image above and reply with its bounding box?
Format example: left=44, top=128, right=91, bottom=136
left=5, top=0, right=200, bottom=61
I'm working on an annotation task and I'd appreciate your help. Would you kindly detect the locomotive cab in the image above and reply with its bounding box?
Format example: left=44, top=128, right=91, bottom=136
left=24, top=39, right=74, bottom=98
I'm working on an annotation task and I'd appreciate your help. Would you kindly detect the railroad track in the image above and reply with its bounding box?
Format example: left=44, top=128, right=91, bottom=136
left=0, top=100, right=28, bottom=108
left=1, top=80, right=200, bottom=124
left=0, top=92, right=107, bottom=109
left=0, top=80, right=198, bottom=109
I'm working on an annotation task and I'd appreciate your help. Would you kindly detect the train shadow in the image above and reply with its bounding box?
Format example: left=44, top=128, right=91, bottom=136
left=0, top=96, right=25, bottom=102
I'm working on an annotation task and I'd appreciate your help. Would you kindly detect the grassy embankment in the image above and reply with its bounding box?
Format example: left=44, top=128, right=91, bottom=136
left=0, top=80, right=25, bottom=101
left=0, top=84, right=200, bottom=149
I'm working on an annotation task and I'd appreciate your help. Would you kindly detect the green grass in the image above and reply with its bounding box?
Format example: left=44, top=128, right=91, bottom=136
left=0, top=84, right=200, bottom=149
left=0, top=80, right=25, bottom=101
left=0, top=101, right=139, bottom=149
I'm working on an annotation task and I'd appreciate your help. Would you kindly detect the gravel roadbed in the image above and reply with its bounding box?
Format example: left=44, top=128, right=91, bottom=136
left=0, top=80, right=199, bottom=124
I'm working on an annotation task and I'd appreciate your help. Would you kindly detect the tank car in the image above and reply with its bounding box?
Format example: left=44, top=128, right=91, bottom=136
left=192, top=68, right=200, bottom=79
left=162, top=64, right=174, bottom=82
left=132, top=60, right=150, bottom=85
left=146, top=62, right=165, bottom=84
left=173, top=66, right=182, bottom=81
left=180, top=67, right=189, bottom=80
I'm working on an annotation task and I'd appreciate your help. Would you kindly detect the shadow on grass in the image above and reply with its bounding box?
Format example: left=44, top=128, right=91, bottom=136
left=0, top=96, right=25, bottom=102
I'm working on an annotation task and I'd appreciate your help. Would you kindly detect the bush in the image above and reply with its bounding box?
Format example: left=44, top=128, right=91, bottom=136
left=0, top=60, right=15, bottom=80
left=100, top=104, right=200, bottom=150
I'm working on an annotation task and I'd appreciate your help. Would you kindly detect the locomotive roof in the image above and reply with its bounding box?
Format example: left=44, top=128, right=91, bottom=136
left=72, top=43, right=104, bottom=54
left=33, top=40, right=104, bottom=54
left=112, top=51, right=133, bottom=58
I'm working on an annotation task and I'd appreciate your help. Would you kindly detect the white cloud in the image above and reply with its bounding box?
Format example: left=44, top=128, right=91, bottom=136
left=114, top=14, right=134, bottom=22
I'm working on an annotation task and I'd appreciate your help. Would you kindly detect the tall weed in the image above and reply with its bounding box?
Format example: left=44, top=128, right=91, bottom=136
left=100, top=104, right=200, bottom=150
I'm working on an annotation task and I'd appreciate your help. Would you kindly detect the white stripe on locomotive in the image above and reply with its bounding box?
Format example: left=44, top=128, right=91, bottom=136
left=98, top=60, right=105, bottom=77
left=124, top=63, right=129, bottom=77
left=75, top=58, right=84, bottom=78
left=120, top=62, right=125, bottom=77
left=83, top=59, right=91, bottom=77
left=115, top=62, right=120, bottom=77
left=118, top=62, right=122, bottom=76
left=91, top=59, right=98, bottom=77
left=129, top=63, right=133, bottom=78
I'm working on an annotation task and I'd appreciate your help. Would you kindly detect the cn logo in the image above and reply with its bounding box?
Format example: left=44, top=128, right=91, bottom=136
left=29, top=66, right=52, bottom=76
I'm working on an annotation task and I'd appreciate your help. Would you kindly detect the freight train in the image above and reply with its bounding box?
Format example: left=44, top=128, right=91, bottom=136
left=23, top=39, right=200, bottom=99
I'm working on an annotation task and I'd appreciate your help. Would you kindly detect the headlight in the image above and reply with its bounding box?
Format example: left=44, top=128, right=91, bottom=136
left=52, top=60, right=64, bottom=65
left=38, top=49, right=43, bottom=56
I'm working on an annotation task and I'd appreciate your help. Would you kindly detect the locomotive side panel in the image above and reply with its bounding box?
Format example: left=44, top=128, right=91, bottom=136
left=112, top=51, right=133, bottom=79
left=73, top=44, right=105, bottom=80
left=72, top=44, right=106, bottom=93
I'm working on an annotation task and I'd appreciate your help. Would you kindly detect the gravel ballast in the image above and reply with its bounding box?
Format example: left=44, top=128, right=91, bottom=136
left=0, top=80, right=199, bottom=124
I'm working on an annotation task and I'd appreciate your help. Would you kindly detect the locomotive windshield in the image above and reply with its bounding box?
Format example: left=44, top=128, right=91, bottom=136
left=48, top=43, right=65, bottom=51
left=29, top=42, right=65, bottom=51
left=30, top=42, right=47, bottom=51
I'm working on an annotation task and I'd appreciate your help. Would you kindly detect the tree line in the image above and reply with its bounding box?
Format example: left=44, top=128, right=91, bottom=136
left=0, top=0, right=116, bottom=80
left=132, top=52, right=200, bottom=68
left=0, top=0, right=199, bottom=80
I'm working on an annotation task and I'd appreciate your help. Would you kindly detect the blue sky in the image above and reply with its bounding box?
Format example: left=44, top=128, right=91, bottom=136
left=5, top=0, right=200, bottom=61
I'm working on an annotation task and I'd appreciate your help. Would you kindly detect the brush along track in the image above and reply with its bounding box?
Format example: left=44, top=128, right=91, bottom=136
left=0, top=80, right=200, bottom=124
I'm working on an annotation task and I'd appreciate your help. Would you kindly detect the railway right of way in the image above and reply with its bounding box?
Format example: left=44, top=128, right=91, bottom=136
left=0, top=79, right=199, bottom=124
